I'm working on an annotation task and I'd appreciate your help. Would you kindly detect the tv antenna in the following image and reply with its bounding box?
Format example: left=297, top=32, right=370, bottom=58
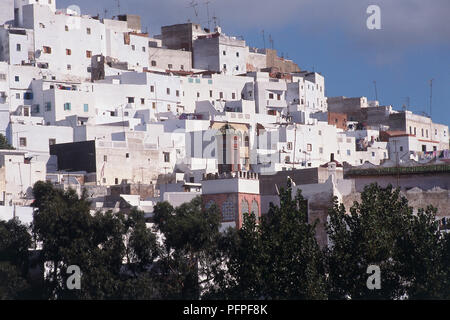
left=262, top=30, right=266, bottom=49
left=116, top=0, right=120, bottom=15
left=188, top=1, right=199, bottom=22
left=205, top=0, right=211, bottom=30
left=268, top=34, right=274, bottom=49
left=429, top=78, right=434, bottom=118
left=373, top=80, right=378, bottom=102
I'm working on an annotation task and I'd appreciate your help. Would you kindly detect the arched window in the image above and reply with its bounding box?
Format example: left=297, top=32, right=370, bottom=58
left=241, top=200, right=249, bottom=215
left=222, top=199, right=235, bottom=221
left=251, top=200, right=259, bottom=218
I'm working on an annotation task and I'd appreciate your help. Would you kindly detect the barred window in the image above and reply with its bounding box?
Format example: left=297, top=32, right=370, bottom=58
left=222, top=200, right=235, bottom=221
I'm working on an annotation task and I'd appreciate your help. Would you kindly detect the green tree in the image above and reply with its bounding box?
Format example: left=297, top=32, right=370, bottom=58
left=326, top=183, right=448, bottom=299
left=0, top=133, right=14, bottom=150
left=209, top=180, right=327, bottom=300
left=0, top=218, right=32, bottom=299
left=152, top=196, right=222, bottom=299
left=31, top=181, right=160, bottom=299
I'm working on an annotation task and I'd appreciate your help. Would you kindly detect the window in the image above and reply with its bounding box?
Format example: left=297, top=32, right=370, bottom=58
left=0, top=74, right=6, bottom=81
left=24, top=92, right=33, bottom=100
left=409, top=126, right=412, bottom=134
left=66, top=49, right=71, bottom=55
left=166, top=88, right=170, bottom=95
left=195, top=78, right=200, bottom=84
left=400, top=146, right=403, bottom=152
left=235, top=66, right=239, bottom=71
left=319, top=147, right=323, bottom=154
left=86, top=28, right=91, bottom=35
left=86, top=50, right=92, bottom=58
left=236, top=52, right=240, bottom=57
left=163, top=152, right=170, bottom=162
left=152, top=102, right=156, bottom=109
left=222, top=199, right=235, bottom=221
left=277, top=94, right=281, bottom=100
left=223, top=64, right=227, bottom=70
left=318, top=130, right=322, bottom=136
left=414, top=127, right=416, bottom=135
left=104, top=155, right=107, bottom=162
left=219, top=92, right=223, bottom=99
left=19, top=137, right=27, bottom=147
left=142, top=47, right=146, bottom=52
left=251, top=200, right=258, bottom=218
left=131, top=45, right=135, bottom=51
left=180, top=65, right=184, bottom=70
left=421, top=128, right=424, bottom=137
left=67, top=64, right=71, bottom=70
left=307, top=144, right=312, bottom=152
left=433, top=146, right=437, bottom=152
left=15, top=93, right=20, bottom=99
left=33, top=105, right=40, bottom=113
left=151, top=60, right=156, bottom=67
left=64, top=102, right=71, bottom=110
left=115, top=178, right=119, bottom=185
left=168, top=64, right=173, bottom=69
left=65, top=25, right=69, bottom=31
left=83, top=104, right=89, bottom=112
left=127, top=97, right=135, bottom=103
left=287, top=142, right=293, bottom=150
left=209, top=90, right=213, bottom=98
left=49, top=139, right=56, bottom=146
left=269, top=93, right=274, bottom=99
left=126, top=153, right=130, bottom=158
left=422, top=145, right=426, bottom=152
left=15, top=76, right=19, bottom=82
left=150, top=85, right=154, bottom=92
left=188, top=78, right=193, bottom=83
left=241, top=200, right=249, bottom=215
left=222, top=50, right=226, bottom=56
left=176, top=90, right=180, bottom=97
left=285, top=156, right=290, bottom=163
left=141, top=98, right=145, bottom=105
left=232, top=92, right=236, bottom=99
left=16, top=43, right=21, bottom=51
left=426, top=129, right=428, bottom=138
left=45, top=102, right=51, bottom=111
left=347, top=149, right=351, bottom=156
left=372, top=152, right=375, bottom=157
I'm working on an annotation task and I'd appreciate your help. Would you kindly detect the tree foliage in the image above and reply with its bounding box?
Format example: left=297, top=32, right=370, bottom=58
left=326, top=183, right=449, bottom=299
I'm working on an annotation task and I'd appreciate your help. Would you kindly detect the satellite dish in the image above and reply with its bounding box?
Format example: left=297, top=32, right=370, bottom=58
left=67, top=5, right=81, bottom=16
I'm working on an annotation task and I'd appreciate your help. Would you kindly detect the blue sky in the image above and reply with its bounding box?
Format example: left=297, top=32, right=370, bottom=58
left=59, top=0, right=450, bottom=127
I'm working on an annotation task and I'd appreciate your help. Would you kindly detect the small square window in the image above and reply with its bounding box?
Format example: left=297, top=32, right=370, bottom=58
left=15, top=76, right=19, bottom=82
left=84, top=104, right=89, bottom=112
left=86, top=28, right=91, bottom=35
left=19, top=137, right=27, bottom=147
left=16, top=44, right=21, bottom=51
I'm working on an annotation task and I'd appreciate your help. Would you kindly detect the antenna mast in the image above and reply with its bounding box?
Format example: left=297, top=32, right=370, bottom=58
left=262, top=30, right=266, bottom=49
left=429, top=79, right=434, bottom=118
left=205, top=0, right=211, bottom=30
left=373, top=80, right=378, bottom=102
left=188, top=1, right=199, bottom=23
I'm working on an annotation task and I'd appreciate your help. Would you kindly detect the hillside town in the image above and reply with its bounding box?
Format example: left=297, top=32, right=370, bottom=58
left=0, top=0, right=448, bottom=250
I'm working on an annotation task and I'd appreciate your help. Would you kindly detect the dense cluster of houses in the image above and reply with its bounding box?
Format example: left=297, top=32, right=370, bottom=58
left=0, top=0, right=448, bottom=245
